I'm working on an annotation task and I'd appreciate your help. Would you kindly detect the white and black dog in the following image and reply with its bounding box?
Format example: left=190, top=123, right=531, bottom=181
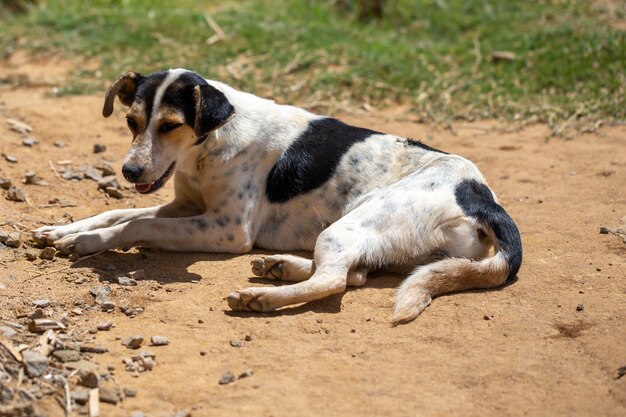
left=33, top=69, right=522, bottom=324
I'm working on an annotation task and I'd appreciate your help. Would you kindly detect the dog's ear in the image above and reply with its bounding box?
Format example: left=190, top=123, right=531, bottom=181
left=193, top=84, right=235, bottom=141
left=102, top=72, right=143, bottom=118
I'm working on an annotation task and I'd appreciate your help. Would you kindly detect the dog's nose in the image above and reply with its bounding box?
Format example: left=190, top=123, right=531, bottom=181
left=122, top=164, right=144, bottom=182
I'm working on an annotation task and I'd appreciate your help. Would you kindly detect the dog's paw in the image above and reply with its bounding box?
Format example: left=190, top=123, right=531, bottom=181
left=226, top=289, right=269, bottom=312
left=32, top=225, right=78, bottom=245
left=250, top=257, right=284, bottom=279
left=53, top=231, right=114, bottom=256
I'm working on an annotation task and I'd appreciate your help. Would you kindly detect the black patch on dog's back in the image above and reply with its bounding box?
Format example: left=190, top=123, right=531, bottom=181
left=266, top=118, right=380, bottom=203
left=407, top=138, right=447, bottom=154
left=454, top=179, right=522, bottom=281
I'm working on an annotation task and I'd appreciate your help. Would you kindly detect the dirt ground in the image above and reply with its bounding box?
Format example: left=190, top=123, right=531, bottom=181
left=0, top=57, right=625, bottom=417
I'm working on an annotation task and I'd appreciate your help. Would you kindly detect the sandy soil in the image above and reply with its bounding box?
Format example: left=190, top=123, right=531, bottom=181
left=0, top=58, right=625, bottom=417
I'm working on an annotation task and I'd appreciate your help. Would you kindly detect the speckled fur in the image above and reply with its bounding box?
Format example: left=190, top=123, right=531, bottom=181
left=33, top=69, right=521, bottom=324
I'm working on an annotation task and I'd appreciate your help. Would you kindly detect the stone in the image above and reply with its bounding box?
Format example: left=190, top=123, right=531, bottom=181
left=97, top=321, right=113, bottom=331
left=6, top=187, right=26, bottom=202
left=52, top=349, right=81, bottom=363
left=23, top=171, right=47, bottom=185
left=99, top=386, right=120, bottom=404
left=83, top=167, right=102, bottom=182
left=80, top=345, right=108, bottom=354
left=77, top=369, right=99, bottom=388
left=22, top=137, right=38, bottom=147
left=127, top=269, right=146, bottom=280
left=97, top=175, right=119, bottom=190
left=0, top=325, right=17, bottom=337
left=28, top=309, right=45, bottom=320
left=5, top=232, right=21, bottom=247
left=90, top=285, right=111, bottom=304
left=244, top=334, right=252, bottom=342
left=28, top=318, right=65, bottom=333
left=105, top=187, right=123, bottom=199
left=101, top=301, right=116, bottom=312
left=32, top=299, right=51, bottom=308
left=6, top=118, right=33, bottom=134
left=116, top=276, right=137, bottom=286
left=150, top=336, right=169, bottom=346
left=22, top=350, right=49, bottom=377
left=99, top=161, right=115, bottom=176
left=576, top=304, right=584, bottom=311
left=229, top=339, right=243, bottom=348
left=0, top=230, right=8, bottom=243
left=0, top=178, right=11, bottom=190
left=219, top=371, right=236, bottom=385
left=93, top=144, right=107, bottom=154
left=25, top=249, right=38, bottom=261
left=238, top=369, right=253, bottom=379
left=71, top=389, right=89, bottom=405
left=3, top=154, right=17, bottom=163
left=53, top=140, right=67, bottom=147
left=123, top=388, right=137, bottom=398
left=39, top=247, right=56, bottom=260
left=122, top=336, right=144, bottom=349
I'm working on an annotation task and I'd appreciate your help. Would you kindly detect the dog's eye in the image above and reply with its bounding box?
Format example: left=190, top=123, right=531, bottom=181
left=159, top=123, right=183, bottom=134
left=126, top=117, right=138, bottom=131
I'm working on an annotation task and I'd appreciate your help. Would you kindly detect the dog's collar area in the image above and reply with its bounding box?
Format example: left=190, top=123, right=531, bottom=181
left=135, top=162, right=176, bottom=194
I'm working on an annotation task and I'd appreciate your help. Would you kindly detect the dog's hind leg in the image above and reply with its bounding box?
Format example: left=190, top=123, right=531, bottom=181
left=227, top=222, right=365, bottom=312
left=251, top=254, right=368, bottom=286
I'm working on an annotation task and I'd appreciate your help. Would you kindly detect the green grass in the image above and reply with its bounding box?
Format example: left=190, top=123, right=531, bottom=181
left=1, top=0, right=624, bottom=131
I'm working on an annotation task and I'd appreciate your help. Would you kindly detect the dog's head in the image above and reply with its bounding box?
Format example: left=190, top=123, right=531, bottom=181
left=103, top=69, right=235, bottom=194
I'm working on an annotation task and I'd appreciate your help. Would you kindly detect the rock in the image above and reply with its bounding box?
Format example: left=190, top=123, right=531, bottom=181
left=83, top=167, right=103, bottom=182
left=97, top=321, right=113, bottom=331
left=71, top=389, right=89, bottom=405
left=3, top=154, right=18, bottom=163
left=576, top=304, right=584, bottom=311
left=80, top=345, right=109, bottom=354
left=39, top=247, right=56, bottom=260
left=0, top=325, right=17, bottom=337
left=22, top=137, right=38, bottom=147
left=6, top=187, right=26, bottom=202
left=123, top=388, right=137, bottom=398
left=116, top=276, right=137, bottom=286
left=122, top=336, right=144, bottom=349
left=0, top=230, right=8, bottom=243
left=219, top=371, right=236, bottom=385
left=244, top=334, right=252, bottom=342
left=52, top=350, right=81, bottom=363
left=28, top=309, right=45, bottom=320
left=0, top=178, right=11, bottom=190
left=105, top=186, right=124, bottom=199
left=0, top=384, right=13, bottom=402
left=93, top=144, right=107, bottom=154
left=6, top=118, right=33, bottom=134
left=23, top=171, right=48, bottom=186
left=200, top=351, right=207, bottom=356
left=238, top=369, right=253, bottom=379
left=32, top=299, right=51, bottom=308
left=150, top=336, right=169, bottom=346
left=101, top=301, right=116, bottom=312
left=127, top=269, right=146, bottom=280
left=62, top=168, right=83, bottom=181
left=97, top=175, right=119, bottom=190
left=53, top=140, right=67, bottom=148
left=5, top=232, right=21, bottom=247
left=98, top=161, right=116, bottom=176
left=99, top=386, right=120, bottom=404
left=22, top=350, right=49, bottom=377
left=229, top=339, right=243, bottom=348
left=77, top=369, right=99, bottom=388
left=25, top=249, right=38, bottom=261
left=90, top=285, right=112, bottom=304
left=28, top=318, right=65, bottom=333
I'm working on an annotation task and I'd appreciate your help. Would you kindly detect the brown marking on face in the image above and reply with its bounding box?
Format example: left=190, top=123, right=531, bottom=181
left=126, top=101, right=148, bottom=136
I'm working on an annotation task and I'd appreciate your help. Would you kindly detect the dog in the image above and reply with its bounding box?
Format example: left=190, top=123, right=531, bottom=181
left=33, top=68, right=522, bottom=324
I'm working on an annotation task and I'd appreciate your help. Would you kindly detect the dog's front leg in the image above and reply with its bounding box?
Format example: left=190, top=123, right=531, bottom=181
left=32, top=201, right=195, bottom=244
left=54, top=214, right=252, bottom=256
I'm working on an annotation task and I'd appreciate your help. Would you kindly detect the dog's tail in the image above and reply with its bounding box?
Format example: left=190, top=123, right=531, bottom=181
left=391, top=180, right=522, bottom=325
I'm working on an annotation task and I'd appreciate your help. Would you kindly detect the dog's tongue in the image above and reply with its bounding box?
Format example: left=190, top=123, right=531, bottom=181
left=135, top=183, right=152, bottom=194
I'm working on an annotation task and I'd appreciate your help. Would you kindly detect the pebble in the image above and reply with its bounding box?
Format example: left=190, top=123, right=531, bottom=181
left=105, top=187, right=124, bottom=199
left=39, top=247, right=56, bottom=260
left=98, top=161, right=116, bottom=176
left=93, top=144, right=107, bottom=154
left=5, top=232, right=21, bottom=247
left=6, top=118, right=33, bottom=134
left=101, top=301, right=116, bottom=312
left=576, top=304, right=585, bottom=311
left=22, top=350, right=49, bottom=377
left=0, top=230, right=8, bottom=243
left=28, top=309, right=45, bottom=320
left=53, top=140, right=67, bottom=148
left=123, top=388, right=137, bottom=398
left=122, top=336, right=144, bottom=349
left=22, top=137, right=38, bottom=147
left=71, top=390, right=89, bottom=405
left=3, top=154, right=18, bottom=163
left=23, top=171, right=47, bottom=186
left=150, top=336, right=169, bottom=346
left=32, top=299, right=51, bottom=308
left=90, top=285, right=112, bottom=305
left=97, top=321, right=113, bottom=331
left=199, top=351, right=207, bottom=356
left=230, top=339, right=243, bottom=348
left=0, top=178, right=11, bottom=190
left=77, top=369, right=99, bottom=388
left=83, top=167, right=103, bottom=182
left=99, top=386, right=120, bottom=404
left=25, top=249, right=38, bottom=261
left=80, top=345, right=109, bottom=354
left=116, top=276, right=137, bottom=286
left=52, top=349, right=81, bottom=363
left=0, top=325, right=17, bottom=337
left=97, top=175, right=119, bottom=190
left=6, top=187, right=26, bottom=202
left=238, top=369, right=253, bottom=379
left=244, top=334, right=252, bottom=342
left=219, top=371, right=236, bottom=385
left=28, top=318, right=65, bottom=333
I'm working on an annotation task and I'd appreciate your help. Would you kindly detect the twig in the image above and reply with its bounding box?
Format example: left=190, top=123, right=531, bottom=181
left=48, top=160, right=62, bottom=180
left=60, top=375, right=72, bottom=417
left=26, top=250, right=107, bottom=280
left=203, top=12, right=227, bottom=44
